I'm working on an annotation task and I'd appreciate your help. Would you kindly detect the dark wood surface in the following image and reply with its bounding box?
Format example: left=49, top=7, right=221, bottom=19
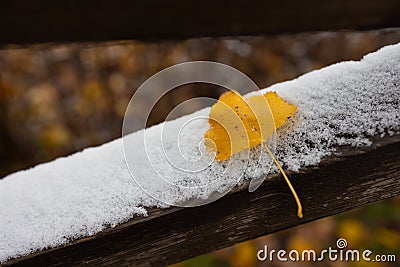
left=4, top=134, right=400, bottom=266
left=1, top=0, right=400, bottom=45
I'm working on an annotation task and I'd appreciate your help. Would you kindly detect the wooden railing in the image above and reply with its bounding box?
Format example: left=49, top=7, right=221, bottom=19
left=4, top=135, right=400, bottom=266
left=0, top=0, right=400, bottom=45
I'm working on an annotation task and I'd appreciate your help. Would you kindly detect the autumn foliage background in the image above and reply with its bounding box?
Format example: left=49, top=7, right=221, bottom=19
left=1, top=30, right=400, bottom=267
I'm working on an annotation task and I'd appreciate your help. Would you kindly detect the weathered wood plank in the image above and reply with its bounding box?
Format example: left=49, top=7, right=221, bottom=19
left=4, top=134, right=400, bottom=266
left=0, top=0, right=400, bottom=45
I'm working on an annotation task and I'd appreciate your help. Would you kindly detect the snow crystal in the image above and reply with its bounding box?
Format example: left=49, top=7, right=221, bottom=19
left=1, top=43, right=399, bottom=262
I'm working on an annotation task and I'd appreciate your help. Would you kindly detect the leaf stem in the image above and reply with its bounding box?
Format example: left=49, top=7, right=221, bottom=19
left=262, top=142, right=303, bottom=218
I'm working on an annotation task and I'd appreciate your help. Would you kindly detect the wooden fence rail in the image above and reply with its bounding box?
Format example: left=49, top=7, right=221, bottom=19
left=1, top=0, right=400, bottom=45
left=4, top=134, right=400, bottom=266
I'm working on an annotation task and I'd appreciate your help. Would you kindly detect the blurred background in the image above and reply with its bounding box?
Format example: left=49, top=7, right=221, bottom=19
left=1, top=29, right=400, bottom=266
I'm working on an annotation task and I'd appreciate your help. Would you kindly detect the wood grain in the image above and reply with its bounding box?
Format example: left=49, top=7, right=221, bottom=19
left=4, top=134, right=400, bottom=266
left=0, top=0, right=400, bottom=45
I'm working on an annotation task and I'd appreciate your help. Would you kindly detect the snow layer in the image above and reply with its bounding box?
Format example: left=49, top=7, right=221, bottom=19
left=1, top=43, right=400, bottom=262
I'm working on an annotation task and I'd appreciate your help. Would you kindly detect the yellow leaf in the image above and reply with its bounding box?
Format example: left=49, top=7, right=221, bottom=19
left=264, top=91, right=297, bottom=128
left=204, top=90, right=302, bottom=218
left=204, top=90, right=296, bottom=161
